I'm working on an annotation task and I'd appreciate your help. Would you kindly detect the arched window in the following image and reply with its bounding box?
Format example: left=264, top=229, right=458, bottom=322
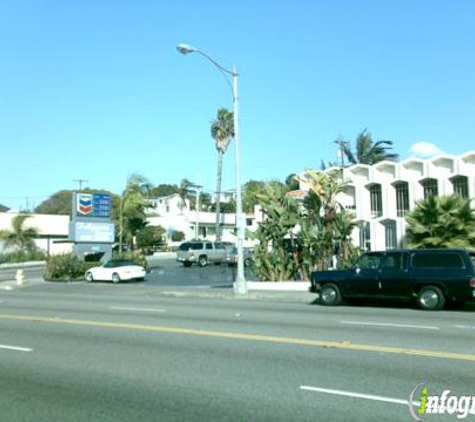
left=451, top=175, right=469, bottom=198
left=420, top=178, right=438, bottom=199
left=394, top=181, right=410, bottom=217
left=384, top=220, right=397, bottom=250
left=368, top=184, right=382, bottom=218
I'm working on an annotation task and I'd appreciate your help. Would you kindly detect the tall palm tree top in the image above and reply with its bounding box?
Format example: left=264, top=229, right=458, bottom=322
left=211, top=108, right=234, bottom=154
left=343, top=129, right=399, bottom=165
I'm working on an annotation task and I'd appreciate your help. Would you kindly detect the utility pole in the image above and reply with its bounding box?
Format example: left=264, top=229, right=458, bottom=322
left=334, top=139, right=349, bottom=167
left=74, top=179, right=89, bottom=191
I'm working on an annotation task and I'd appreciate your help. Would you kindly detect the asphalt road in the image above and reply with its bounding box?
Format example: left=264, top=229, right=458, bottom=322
left=1, top=282, right=474, bottom=421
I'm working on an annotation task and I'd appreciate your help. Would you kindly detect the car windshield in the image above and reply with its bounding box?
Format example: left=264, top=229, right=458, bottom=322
left=103, top=260, right=134, bottom=268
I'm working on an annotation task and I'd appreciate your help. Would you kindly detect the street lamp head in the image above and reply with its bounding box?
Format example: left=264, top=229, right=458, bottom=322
left=176, top=43, right=197, bottom=55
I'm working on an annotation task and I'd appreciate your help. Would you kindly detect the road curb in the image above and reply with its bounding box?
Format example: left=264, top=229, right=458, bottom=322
left=247, top=281, right=310, bottom=292
left=0, top=261, right=46, bottom=270
left=154, top=287, right=317, bottom=304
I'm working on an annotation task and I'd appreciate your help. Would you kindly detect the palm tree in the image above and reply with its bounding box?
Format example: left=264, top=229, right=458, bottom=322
left=252, top=184, right=300, bottom=281
left=119, top=174, right=151, bottom=252
left=0, top=214, right=38, bottom=253
left=285, top=173, right=300, bottom=191
left=343, top=129, right=399, bottom=165
left=333, top=210, right=358, bottom=265
left=178, top=178, right=194, bottom=214
left=299, top=169, right=350, bottom=270
left=210, top=108, right=234, bottom=241
left=405, top=195, right=475, bottom=250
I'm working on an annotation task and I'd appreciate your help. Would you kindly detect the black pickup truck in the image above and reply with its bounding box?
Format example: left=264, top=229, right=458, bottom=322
left=310, top=249, right=475, bottom=310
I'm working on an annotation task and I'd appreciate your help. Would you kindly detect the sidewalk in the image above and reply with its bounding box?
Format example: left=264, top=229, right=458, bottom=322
left=0, top=276, right=45, bottom=290
left=151, top=284, right=318, bottom=304
left=0, top=261, right=45, bottom=290
left=0, top=261, right=46, bottom=270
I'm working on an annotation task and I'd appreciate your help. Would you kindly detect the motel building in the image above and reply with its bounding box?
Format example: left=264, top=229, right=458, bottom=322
left=299, top=150, right=475, bottom=252
left=145, top=193, right=259, bottom=246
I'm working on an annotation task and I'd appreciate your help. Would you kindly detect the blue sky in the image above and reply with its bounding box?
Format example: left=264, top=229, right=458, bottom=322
left=1, top=0, right=474, bottom=210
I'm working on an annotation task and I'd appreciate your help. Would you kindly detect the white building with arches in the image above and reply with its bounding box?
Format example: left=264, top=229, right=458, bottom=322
left=300, top=151, right=475, bottom=251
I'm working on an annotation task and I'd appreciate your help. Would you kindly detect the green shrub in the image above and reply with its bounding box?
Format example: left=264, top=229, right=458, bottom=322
left=44, top=253, right=94, bottom=281
left=171, top=231, right=185, bottom=242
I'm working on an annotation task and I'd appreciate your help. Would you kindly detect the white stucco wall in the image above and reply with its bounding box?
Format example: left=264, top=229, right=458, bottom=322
left=0, top=212, right=72, bottom=255
left=299, top=151, right=475, bottom=251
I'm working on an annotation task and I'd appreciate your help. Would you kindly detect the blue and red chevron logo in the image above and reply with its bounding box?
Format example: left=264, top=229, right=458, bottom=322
left=77, top=194, right=93, bottom=215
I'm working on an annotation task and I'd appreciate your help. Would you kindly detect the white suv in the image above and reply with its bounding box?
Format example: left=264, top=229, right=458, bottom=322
left=177, top=241, right=227, bottom=267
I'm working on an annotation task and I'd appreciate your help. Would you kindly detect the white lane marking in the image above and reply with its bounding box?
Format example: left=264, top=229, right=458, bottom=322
left=454, top=324, right=475, bottom=330
left=109, top=306, right=166, bottom=313
left=300, top=386, right=420, bottom=406
left=340, top=320, right=439, bottom=330
left=0, top=344, right=33, bottom=352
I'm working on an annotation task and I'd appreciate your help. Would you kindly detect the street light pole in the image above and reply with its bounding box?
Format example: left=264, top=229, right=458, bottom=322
left=177, top=43, right=247, bottom=294
left=231, top=68, right=247, bottom=292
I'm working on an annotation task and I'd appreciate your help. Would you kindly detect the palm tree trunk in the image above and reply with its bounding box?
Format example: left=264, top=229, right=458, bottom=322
left=215, top=151, right=223, bottom=241
left=119, top=196, right=123, bottom=254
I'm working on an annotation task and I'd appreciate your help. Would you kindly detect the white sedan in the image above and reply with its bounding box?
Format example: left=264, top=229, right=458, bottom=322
left=85, top=259, right=146, bottom=283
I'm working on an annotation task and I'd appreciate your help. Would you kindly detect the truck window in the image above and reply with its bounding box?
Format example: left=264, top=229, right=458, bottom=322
left=470, top=253, right=475, bottom=269
left=355, top=253, right=381, bottom=270
left=382, top=252, right=405, bottom=269
left=412, top=252, right=464, bottom=269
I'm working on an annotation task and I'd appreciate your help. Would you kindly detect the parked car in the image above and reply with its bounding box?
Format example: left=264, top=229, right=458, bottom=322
left=310, top=249, right=475, bottom=310
left=226, top=246, right=253, bottom=267
left=85, top=259, right=146, bottom=283
left=177, top=241, right=227, bottom=267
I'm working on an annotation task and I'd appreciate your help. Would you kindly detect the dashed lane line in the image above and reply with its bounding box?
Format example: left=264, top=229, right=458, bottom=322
left=0, top=343, right=33, bottom=352
left=340, top=320, right=440, bottom=330
left=109, top=306, right=166, bottom=313
left=300, top=385, right=420, bottom=406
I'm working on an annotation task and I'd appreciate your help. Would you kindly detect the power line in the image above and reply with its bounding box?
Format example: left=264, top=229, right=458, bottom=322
left=334, top=138, right=350, bottom=167
left=73, top=179, right=89, bottom=191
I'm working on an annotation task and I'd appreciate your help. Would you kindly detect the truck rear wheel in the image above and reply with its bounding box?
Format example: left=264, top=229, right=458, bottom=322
left=417, top=286, right=445, bottom=310
left=320, top=283, right=342, bottom=306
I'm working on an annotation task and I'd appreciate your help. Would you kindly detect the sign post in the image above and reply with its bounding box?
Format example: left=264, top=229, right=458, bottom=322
left=70, top=192, right=114, bottom=262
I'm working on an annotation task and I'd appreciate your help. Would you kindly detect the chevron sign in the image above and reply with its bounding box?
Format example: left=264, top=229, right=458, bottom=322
left=77, top=194, right=93, bottom=215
